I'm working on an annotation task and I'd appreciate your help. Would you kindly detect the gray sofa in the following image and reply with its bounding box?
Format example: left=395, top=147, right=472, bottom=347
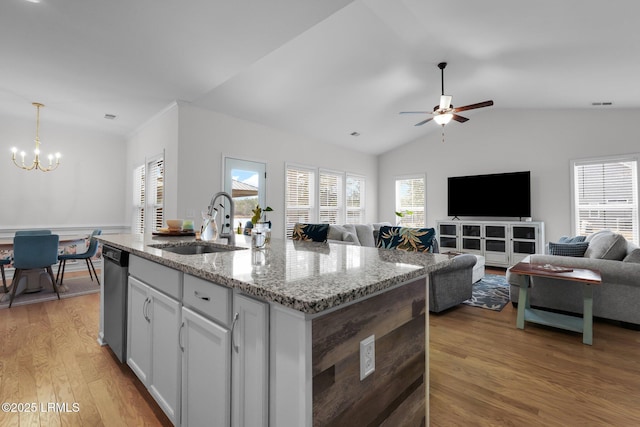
left=507, top=230, right=640, bottom=326
left=327, top=222, right=440, bottom=252
left=429, top=254, right=477, bottom=313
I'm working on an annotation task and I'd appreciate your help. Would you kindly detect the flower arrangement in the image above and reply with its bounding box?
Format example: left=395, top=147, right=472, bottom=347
left=251, top=204, right=273, bottom=225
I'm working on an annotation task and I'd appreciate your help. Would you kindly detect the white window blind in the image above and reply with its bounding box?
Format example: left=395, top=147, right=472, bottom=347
left=285, top=166, right=315, bottom=238
left=572, top=156, right=639, bottom=244
left=147, top=157, right=165, bottom=232
left=395, top=176, right=425, bottom=228
left=319, top=170, right=343, bottom=225
left=133, top=164, right=145, bottom=234
left=346, top=174, right=365, bottom=224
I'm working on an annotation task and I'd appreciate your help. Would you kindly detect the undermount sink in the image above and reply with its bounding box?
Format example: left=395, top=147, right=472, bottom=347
left=150, top=242, right=243, bottom=255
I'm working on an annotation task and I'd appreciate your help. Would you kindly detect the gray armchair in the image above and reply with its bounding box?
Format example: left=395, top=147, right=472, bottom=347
left=429, top=254, right=477, bottom=313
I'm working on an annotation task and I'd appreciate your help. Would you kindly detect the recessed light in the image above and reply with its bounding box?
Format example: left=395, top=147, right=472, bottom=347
left=104, top=114, right=117, bottom=120
left=350, top=132, right=360, bottom=137
left=24, top=0, right=41, bottom=3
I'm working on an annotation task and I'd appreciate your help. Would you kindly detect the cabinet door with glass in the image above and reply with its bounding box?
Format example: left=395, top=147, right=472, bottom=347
left=437, top=222, right=459, bottom=251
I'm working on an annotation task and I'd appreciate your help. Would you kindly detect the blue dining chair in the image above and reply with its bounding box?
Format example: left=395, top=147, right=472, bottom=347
left=56, top=229, right=102, bottom=287
left=0, top=256, right=9, bottom=293
left=15, top=229, right=52, bottom=236
left=10, top=234, right=60, bottom=308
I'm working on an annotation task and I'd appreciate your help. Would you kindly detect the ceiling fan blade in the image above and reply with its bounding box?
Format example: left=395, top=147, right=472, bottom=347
left=452, top=114, right=469, bottom=123
left=400, top=111, right=431, bottom=114
left=439, top=95, right=452, bottom=110
left=414, top=117, right=433, bottom=126
left=452, top=100, right=494, bottom=113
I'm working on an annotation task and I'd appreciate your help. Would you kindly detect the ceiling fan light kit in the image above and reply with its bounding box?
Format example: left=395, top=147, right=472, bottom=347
left=400, top=62, right=494, bottom=131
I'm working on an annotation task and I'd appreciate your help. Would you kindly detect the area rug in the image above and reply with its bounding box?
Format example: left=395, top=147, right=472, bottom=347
left=463, top=274, right=511, bottom=311
left=0, top=276, right=100, bottom=309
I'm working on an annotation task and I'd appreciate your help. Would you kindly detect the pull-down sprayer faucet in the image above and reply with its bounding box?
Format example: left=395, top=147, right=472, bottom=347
left=203, top=191, right=235, bottom=245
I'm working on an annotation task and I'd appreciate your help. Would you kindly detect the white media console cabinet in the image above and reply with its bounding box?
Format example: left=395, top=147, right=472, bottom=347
left=436, top=220, right=545, bottom=268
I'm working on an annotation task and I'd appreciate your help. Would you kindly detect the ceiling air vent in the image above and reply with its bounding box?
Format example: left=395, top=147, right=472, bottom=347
left=591, top=102, right=613, bottom=106
left=104, top=114, right=117, bottom=120
left=350, top=132, right=360, bottom=136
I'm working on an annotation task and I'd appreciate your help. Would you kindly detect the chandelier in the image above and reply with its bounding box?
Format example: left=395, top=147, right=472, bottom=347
left=11, top=102, right=61, bottom=172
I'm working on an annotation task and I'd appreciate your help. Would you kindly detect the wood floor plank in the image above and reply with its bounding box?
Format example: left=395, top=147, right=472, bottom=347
left=1, top=270, right=639, bottom=426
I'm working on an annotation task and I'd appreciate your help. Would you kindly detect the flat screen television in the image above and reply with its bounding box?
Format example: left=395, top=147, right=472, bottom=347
left=447, top=171, right=531, bottom=218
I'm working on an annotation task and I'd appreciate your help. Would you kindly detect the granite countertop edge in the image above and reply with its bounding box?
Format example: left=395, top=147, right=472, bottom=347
left=98, top=235, right=452, bottom=315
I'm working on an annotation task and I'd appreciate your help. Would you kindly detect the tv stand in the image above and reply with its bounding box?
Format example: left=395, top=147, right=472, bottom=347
left=436, top=220, right=545, bottom=268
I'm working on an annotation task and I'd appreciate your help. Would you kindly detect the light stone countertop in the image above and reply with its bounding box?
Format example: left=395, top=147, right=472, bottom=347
left=98, top=233, right=453, bottom=314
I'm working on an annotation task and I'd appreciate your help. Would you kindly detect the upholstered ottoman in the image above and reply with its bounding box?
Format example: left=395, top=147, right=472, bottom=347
left=472, top=255, right=485, bottom=283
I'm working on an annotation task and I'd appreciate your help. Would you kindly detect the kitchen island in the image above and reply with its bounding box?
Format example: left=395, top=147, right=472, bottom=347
left=97, top=233, right=452, bottom=426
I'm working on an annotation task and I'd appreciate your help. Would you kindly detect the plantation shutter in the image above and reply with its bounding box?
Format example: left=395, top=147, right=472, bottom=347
left=147, top=156, right=165, bottom=232
left=285, top=166, right=315, bottom=237
left=346, top=174, right=365, bottom=224
left=133, top=164, right=145, bottom=234
left=573, top=157, right=638, bottom=244
left=395, top=176, right=426, bottom=228
left=319, top=170, right=343, bottom=225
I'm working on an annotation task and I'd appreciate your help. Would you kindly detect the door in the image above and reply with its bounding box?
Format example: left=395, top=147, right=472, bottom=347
left=148, top=286, right=182, bottom=425
left=127, top=277, right=151, bottom=384
left=232, top=293, right=269, bottom=427
left=224, top=157, right=267, bottom=232
left=182, top=307, right=231, bottom=427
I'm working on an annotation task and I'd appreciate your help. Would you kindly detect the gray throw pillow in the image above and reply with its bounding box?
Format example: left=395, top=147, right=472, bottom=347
left=354, top=224, right=375, bottom=247
left=623, top=248, right=640, bottom=263
left=341, top=224, right=361, bottom=245
left=584, top=231, right=628, bottom=260
left=548, top=242, right=589, bottom=257
left=327, top=224, right=347, bottom=241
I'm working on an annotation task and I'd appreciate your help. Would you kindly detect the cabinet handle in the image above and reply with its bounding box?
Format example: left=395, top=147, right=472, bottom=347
left=230, top=312, right=239, bottom=353
left=194, top=291, right=210, bottom=301
left=179, top=322, right=185, bottom=352
left=143, top=297, right=151, bottom=323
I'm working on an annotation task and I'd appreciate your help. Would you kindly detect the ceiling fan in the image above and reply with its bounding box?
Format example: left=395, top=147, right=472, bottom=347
left=400, top=62, right=493, bottom=127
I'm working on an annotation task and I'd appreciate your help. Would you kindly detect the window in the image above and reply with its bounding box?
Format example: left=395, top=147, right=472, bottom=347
left=319, top=170, right=343, bottom=225
left=147, top=156, right=165, bottom=232
left=285, top=165, right=367, bottom=237
left=395, top=175, right=425, bottom=228
left=133, top=164, right=145, bottom=234
left=132, top=153, right=165, bottom=234
left=346, top=174, right=365, bottom=224
left=285, top=166, right=315, bottom=237
left=572, top=155, right=639, bottom=244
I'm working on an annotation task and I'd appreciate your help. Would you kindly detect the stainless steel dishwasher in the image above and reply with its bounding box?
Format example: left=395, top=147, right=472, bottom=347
left=103, top=244, right=129, bottom=363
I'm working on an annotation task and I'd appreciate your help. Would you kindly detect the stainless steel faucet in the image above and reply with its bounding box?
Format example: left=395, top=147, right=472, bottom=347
left=206, top=191, right=235, bottom=246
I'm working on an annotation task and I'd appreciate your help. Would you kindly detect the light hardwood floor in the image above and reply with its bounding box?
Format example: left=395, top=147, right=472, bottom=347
left=430, top=269, right=640, bottom=426
left=1, top=271, right=639, bottom=426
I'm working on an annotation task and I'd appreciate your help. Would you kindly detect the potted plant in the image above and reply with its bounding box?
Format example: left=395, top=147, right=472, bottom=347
left=251, top=205, right=273, bottom=248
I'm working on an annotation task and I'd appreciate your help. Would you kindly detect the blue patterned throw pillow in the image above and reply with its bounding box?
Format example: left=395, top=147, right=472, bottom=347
left=548, top=241, right=589, bottom=257
left=558, top=235, right=587, bottom=244
left=376, top=226, right=436, bottom=252
left=292, top=223, right=330, bottom=242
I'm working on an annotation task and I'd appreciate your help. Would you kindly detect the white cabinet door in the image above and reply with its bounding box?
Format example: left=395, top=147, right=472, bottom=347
left=148, top=286, right=182, bottom=425
left=232, top=293, right=269, bottom=427
left=181, top=307, right=231, bottom=427
left=127, top=276, right=151, bottom=384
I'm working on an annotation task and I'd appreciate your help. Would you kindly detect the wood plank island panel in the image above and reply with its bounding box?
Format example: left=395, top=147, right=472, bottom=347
left=312, top=278, right=426, bottom=426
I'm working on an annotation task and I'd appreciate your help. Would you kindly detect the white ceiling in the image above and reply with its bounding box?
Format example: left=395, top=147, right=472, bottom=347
left=3, top=0, right=640, bottom=155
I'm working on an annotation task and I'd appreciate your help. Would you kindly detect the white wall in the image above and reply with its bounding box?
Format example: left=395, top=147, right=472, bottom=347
left=176, top=103, right=378, bottom=238
left=377, top=108, right=640, bottom=243
left=0, top=114, right=127, bottom=233
left=125, top=102, right=179, bottom=227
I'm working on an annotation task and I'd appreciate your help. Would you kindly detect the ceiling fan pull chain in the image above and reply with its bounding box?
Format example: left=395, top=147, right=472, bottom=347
left=441, top=125, right=445, bottom=143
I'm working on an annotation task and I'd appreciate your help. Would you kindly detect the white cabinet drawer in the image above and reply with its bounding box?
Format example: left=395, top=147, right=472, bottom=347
left=183, top=274, right=232, bottom=327
left=129, top=255, right=182, bottom=300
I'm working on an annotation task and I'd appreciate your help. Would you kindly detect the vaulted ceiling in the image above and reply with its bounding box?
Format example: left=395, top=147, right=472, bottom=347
left=3, top=0, right=639, bottom=154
